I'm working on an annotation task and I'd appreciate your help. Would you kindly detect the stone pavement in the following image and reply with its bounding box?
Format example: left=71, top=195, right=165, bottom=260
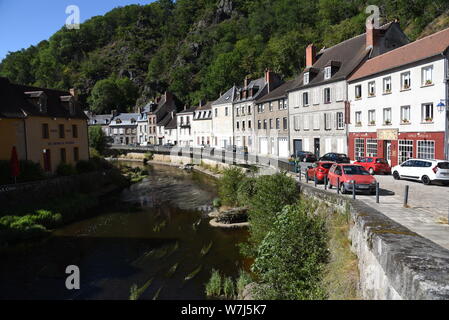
left=296, top=171, right=449, bottom=251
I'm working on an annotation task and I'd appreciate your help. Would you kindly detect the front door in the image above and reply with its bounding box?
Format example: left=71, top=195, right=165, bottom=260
left=314, top=138, right=320, bottom=158
left=293, top=139, right=303, bottom=157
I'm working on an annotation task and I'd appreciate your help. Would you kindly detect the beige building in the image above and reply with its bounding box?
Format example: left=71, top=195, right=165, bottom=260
left=0, top=77, right=89, bottom=173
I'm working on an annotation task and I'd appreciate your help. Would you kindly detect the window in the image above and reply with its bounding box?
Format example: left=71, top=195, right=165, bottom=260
left=303, top=115, right=310, bottom=130
left=324, top=88, right=331, bottom=103
left=355, top=111, right=362, bottom=125
left=401, top=72, right=411, bottom=90
left=276, top=118, right=280, bottom=130
left=383, top=108, right=392, bottom=125
left=383, top=77, right=392, bottom=93
left=355, top=85, right=362, bottom=99
left=401, top=106, right=411, bottom=124
left=368, top=110, right=376, bottom=125
left=304, top=72, right=310, bottom=85
left=242, top=121, right=246, bottom=131
left=368, top=81, right=376, bottom=97
left=269, top=119, right=273, bottom=129
left=59, top=124, right=65, bottom=138
left=73, top=147, right=79, bottom=162
left=313, top=114, right=320, bottom=130
left=336, top=112, right=344, bottom=130
left=236, top=121, right=240, bottom=130
left=42, top=124, right=49, bottom=139
left=248, top=106, right=251, bottom=115
left=279, top=100, right=284, bottom=110
left=324, top=113, right=331, bottom=130
left=241, top=107, right=245, bottom=115
left=283, top=117, right=288, bottom=130
left=269, top=102, right=273, bottom=112
left=355, top=138, right=365, bottom=160
left=72, top=125, right=78, bottom=138
left=303, top=92, right=309, bottom=107
left=258, top=120, right=262, bottom=130
left=60, top=148, right=67, bottom=163
left=236, top=108, right=240, bottom=116
left=248, top=120, right=252, bottom=129
left=422, top=103, right=434, bottom=122
left=417, top=141, right=435, bottom=159
left=324, top=67, right=332, bottom=80
left=294, top=116, right=301, bottom=131
left=422, top=65, right=433, bottom=86
left=366, top=139, right=378, bottom=157
left=399, top=140, right=414, bottom=164
left=263, top=120, right=267, bottom=130
left=215, top=108, right=218, bottom=117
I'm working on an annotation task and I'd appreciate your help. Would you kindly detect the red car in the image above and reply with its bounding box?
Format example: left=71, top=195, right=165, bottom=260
left=306, top=161, right=334, bottom=183
left=327, top=164, right=377, bottom=195
left=353, top=157, right=391, bottom=175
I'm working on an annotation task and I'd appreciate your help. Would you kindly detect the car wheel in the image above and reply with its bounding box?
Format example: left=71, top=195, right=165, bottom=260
left=422, top=175, right=432, bottom=185
left=369, top=168, right=375, bottom=175
left=393, top=171, right=401, bottom=180
left=339, top=183, right=346, bottom=194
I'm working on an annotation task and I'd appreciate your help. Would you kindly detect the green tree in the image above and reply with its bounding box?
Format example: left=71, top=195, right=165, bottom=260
left=88, top=126, right=107, bottom=154
left=251, top=202, right=329, bottom=300
left=218, top=167, right=247, bottom=207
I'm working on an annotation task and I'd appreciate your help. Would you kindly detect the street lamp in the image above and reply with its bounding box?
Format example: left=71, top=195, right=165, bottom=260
left=437, top=101, right=446, bottom=112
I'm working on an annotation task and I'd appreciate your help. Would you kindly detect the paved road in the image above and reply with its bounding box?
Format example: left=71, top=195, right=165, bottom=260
left=296, top=164, right=449, bottom=250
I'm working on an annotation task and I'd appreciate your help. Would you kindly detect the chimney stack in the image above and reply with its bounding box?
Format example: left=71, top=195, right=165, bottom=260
left=265, top=69, right=274, bottom=93
left=306, top=44, right=317, bottom=68
left=366, top=18, right=379, bottom=49
left=244, top=76, right=250, bottom=88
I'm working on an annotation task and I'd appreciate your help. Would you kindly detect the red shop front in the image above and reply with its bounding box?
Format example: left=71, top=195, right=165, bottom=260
left=348, top=130, right=445, bottom=167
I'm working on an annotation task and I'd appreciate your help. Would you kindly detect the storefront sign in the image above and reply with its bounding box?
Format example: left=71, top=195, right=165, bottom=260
left=377, top=129, right=398, bottom=140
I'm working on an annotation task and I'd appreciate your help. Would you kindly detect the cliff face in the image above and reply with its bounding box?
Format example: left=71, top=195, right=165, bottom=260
left=0, top=0, right=447, bottom=112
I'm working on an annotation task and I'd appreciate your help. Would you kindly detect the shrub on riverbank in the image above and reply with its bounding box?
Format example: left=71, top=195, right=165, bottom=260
left=0, top=160, right=45, bottom=185
left=251, top=202, right=329, bottom=300
left=218, top=167, right=246, bottom=207
left=205, top=269, right=222, bottom=297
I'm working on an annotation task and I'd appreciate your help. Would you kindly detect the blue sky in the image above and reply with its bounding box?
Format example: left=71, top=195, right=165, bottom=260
left=0, top=0, right=154, bottom=62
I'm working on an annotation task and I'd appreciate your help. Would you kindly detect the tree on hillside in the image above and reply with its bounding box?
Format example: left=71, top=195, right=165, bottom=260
left=88, top=126, right=108, bottom=154
left=88, top=77, right=138, bottom=114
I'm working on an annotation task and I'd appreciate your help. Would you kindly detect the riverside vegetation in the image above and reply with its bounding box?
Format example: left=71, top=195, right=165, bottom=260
left=205, top=167, right=359, bottom=300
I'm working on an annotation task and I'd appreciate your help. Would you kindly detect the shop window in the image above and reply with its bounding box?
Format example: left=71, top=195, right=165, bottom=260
left=355, top=138, right=365, bottom=160
left=417, top=140, right=435, bottom=160
left=366, top=139, right=378, bottom=157
left=399, top=140, right=414, bottom=164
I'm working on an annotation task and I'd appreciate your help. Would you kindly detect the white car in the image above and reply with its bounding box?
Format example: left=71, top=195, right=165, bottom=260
left=392, top=159, right=449, bottom=185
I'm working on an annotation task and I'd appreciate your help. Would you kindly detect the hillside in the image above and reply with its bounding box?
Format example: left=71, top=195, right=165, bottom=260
left=1, top=0, right=448, bottom=114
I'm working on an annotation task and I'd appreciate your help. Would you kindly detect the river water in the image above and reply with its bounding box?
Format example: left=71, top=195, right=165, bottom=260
left=0, top=163, right=248, bottom=300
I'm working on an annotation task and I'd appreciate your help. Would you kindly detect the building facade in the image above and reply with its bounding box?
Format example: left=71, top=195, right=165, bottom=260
left=212, top=86, right=237, bottom=149
left=255, top=80, right=293, bottom=158
left=0, top=77, right=89, bottom=173
left=192, top=102, right=213, bottom=148
left=145, top=92, right=176, bottom=145
left=288, top=21, right=409, bottom=158
left=177, top=107, right=196, bottom=147
left=348, top=27, right=449, bottom=167
left=109, top=113, right=139, bottom=145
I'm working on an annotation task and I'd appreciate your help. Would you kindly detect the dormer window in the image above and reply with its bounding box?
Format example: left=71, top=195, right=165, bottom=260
left=304, top=73, right=310, bottom=85
left=324, top=67, right=332, bottom=80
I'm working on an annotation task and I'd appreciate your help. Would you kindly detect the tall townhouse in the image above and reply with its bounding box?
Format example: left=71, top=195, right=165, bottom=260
left=177, top=106, right=197, bottom=147
left=144, top=92, right=176, bottom=145
left=234, top=71, right=282, bottom=154
left=192, top=101, right=213, bottom=147
left=86, top=110, right=116, bottom=137
left=211, top=86, right=238, bottom=149
left=137, top=106, right=149, bottom=145
left=254, top=80, right=295, bottom=158
left=156, top=111, right=176, bottom=145
left=288, top=21, right=409, bottom=158
left=109, top=113, right=139, bottom=145
left=348, top=27, right=449, bottom=167
left=0, top=77, right=89, bottom=173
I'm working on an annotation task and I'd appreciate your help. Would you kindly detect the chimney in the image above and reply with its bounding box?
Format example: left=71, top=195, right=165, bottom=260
left=366, top=18, right=379, bottom=49
left=265, top=69, right=274, bottom=93
left=111, top=110, right=118, bottom=118
left=306, top=44, right=317, bottom=68
left=244, top=76, right=250, bottom=88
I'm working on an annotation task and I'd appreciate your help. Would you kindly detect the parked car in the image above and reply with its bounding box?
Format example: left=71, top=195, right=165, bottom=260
left=292, top=151, right=317, bottom=163
left=354, top=157, right=391, bottom=175
left=327, top=164, right=377, bottom=194
left=306, top=161, right=335, bottom=183
left=319, top=153, right=351, bottom=163
left=392, top=159, right=449, bottom=185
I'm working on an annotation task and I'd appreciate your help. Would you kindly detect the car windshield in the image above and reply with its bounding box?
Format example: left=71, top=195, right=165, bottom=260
left=343, top=166, right=370, bottom=175
left=376, top=158, right=387, bottom=164
left=321, top=163, right=333, bottom=169
left=438, top=162, right=449, bottom=169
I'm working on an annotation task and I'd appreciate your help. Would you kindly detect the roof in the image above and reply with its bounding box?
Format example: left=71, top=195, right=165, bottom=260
left=0, top=77, right=87, bottom=120
left=87, top=113, right=114, bottom=125
left=109, top=113, right=140, bottom=126
left=349, top=27, right=449, bottom=82
left=212, top=85, right=238, bottom=106
left=289, top=23, right=397, bottom=91
left=256, top=79, right=296, bottom=104
left=165, top=116, right=177, bottom=129
left=157, top=112, right=174, bottom=127
left=235, top=77, right=270, bottom=103
left=178, top=106, right=197, bottom=114
left=196, top=101, right=212, bottom=111
left=194, top=102, right=213, bottom=121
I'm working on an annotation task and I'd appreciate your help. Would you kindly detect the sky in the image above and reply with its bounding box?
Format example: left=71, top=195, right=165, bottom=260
left=0, top=0, right=154, bottom=62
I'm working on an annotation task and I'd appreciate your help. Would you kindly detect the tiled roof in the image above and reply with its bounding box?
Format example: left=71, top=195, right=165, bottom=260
left=256, top=79, right=296, bottom=104
left=349, top=27, right=449, bottom=82
left=178, top=106, right=197, bottom=114
left=0, top=77, right=87, bottom=120
left=165, top=116, right=177, bottom=129
left=212, top=85, right=238, bottom=106
left=109, top=113, right=140, bottom=126
left=88, top=113, right=114, bottom=125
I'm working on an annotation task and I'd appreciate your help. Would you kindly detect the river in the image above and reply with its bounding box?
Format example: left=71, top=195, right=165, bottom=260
left=0, top=163, right=248, bottom=300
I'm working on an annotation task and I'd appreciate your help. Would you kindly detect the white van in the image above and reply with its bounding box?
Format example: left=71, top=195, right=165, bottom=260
left=392, top=159, right=449, bottom=185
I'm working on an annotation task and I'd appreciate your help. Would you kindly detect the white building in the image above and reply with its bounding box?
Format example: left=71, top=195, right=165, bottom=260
left=348, top=27, right=449, bottom=166
left=177, top=107, right=196, bottom=147
left=212, top=86, right=237, bottom=149
left=192, top=101, right=213, bottom=147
